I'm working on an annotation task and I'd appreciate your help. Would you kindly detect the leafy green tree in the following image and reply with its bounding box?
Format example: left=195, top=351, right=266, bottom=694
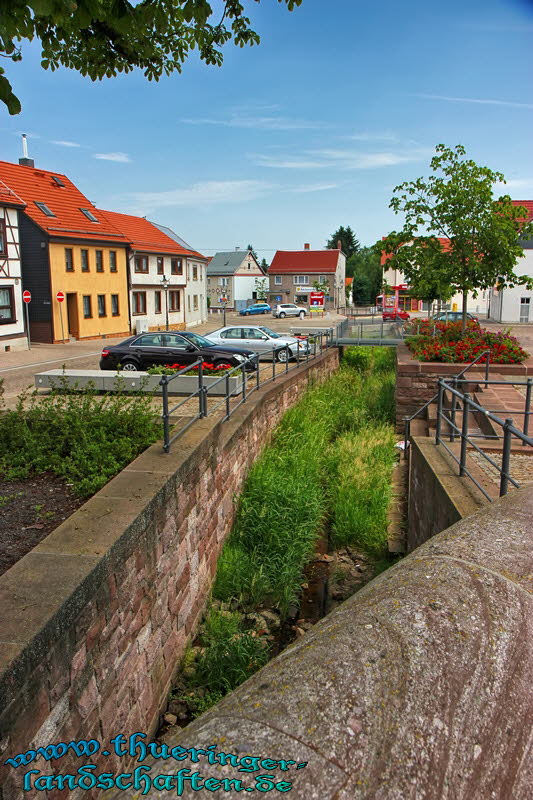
left=0, top=0, right=302, bottom=114
left=326, top=226, right=360, bottom=258
left=381, top=144, right=533, bottom=330
left=347, top=246, right=382, bottom=304
left=312, top=278, right=329, bottom=295
left=246, top=244, right=259, bottom=262
left=254, top=277, right=268, bottom=300
left=260, top=257, right=269, bottom=271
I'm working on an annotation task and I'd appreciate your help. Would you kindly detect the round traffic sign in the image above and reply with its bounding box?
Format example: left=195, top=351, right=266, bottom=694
left=56, top=291, right=65, bottom=303
left=22, top=290, right=31, bottom=303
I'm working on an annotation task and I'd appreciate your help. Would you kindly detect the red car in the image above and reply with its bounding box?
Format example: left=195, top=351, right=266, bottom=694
left=382, top=309, right=410, bottom=321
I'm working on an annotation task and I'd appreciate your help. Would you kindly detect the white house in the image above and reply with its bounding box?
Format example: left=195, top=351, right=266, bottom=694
left=488, top=201, right=533, bottom=324
left=101, top=212, right=208, bottom=332
left=0, top=179, right=27, bottom=352
left=207, top=249, right=266, bottom=312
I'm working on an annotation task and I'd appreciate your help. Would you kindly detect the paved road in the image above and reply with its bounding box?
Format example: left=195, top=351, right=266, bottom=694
left=0, top=312, right=345, bottom=402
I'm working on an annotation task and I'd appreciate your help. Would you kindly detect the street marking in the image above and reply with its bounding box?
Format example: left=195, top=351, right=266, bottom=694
left=0, top=352, right=101, bottom=373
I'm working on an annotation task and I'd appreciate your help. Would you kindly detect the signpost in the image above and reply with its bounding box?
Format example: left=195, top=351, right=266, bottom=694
left=220, top=295, right=228, bottom=326
left=310, top=291, right=325, bottom=317
left=56, top=290, right=66, bottom=343
left=22, top=290, right=31, bottom=350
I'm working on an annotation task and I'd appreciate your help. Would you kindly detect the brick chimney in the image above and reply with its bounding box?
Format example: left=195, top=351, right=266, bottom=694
left=304, top=243, right=310, bottom=250
left=337, top=239, right=342, bottom=250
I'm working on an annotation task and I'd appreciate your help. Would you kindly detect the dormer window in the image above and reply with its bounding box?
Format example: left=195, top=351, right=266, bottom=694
left=80, top=208, right=98, bottom=222
left=35, top=201, right=55, bottom=217
left=52, top=176, right=65, bottom=187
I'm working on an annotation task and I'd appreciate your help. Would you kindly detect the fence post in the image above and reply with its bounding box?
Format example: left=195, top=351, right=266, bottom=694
left=306, top=338, right=309, bottom=364
left=436, top=379, right=444, bottom=443
left=450, top=376, right=458, bottom=442
left=459, top=392, right=470, bottom=476
left=272, top=349, right=276, bottom=381
left=241, top=363, right=247, bottom=402
left=256, top=355, right=260, bottom=390
left=198, top=363, right=205, bottom=418
left=403, top=416, right=410, bottom=462
left=485, top=351, right=490, bottom=384
left=286, top=344, right=289, bottom=372
left=225, top=373, right=231, bottom=419
left=161, top=376, right=170, bottom=453
left=296, top=340, right=300, bottom=366
left=500, top=418, right=513, bottom=496
left=523, top=377, right=532, bottom=445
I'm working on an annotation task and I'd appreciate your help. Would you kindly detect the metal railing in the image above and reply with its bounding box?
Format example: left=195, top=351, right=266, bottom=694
left=403, top=349, right=492, bottom=460
left=160, top=331, right=334, bottom=452
left=435, top=379, right=533, bottom=499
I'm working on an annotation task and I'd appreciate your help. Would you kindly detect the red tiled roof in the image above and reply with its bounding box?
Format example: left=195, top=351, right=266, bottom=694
left=268, top=249, right=340, bottom=274
left=100, top=210, right=205, bottom=258
left=0, top=178, right=25, bottom=208
left=0, top=160, right=127, bottom=243
left=512, top=200, right=533, bottom=223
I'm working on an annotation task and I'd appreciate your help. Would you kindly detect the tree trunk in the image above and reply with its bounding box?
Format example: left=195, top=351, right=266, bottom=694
left=462, top=290, right=468, bottom=334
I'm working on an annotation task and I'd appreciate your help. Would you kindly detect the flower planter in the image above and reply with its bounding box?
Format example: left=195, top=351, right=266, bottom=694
left=34, top=370, right=244, bottom=397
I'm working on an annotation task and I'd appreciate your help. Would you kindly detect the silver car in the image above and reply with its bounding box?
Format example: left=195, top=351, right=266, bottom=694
left=205, top=325, right=311, bottom=362
left=272, top=303, right=307, bottom=319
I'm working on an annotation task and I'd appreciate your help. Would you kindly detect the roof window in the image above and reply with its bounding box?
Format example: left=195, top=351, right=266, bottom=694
left=34, top=201, right=55, bottom=217
left=80, top=208, right=99, bottom=222
left=52, top=176, right=65, bottom=187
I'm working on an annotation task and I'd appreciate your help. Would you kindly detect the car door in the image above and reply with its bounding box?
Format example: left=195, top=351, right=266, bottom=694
left=163, top=333, right=199, bottom=367
left=241, top=327, right=273, bottom=355
left=131, top=333, right=167, bottom=369
left=219, top=327, right=245, bottom=347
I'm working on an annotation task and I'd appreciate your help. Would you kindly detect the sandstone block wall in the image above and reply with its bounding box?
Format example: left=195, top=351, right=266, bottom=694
left=0, top=349, right=339, bottom=800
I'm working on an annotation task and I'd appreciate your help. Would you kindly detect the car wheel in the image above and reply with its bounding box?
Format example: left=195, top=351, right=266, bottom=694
left=279, top=312, right=286, bottom=318
left=121, top=360, right=139, bottom=372
left=299, top=311, right=305, bottom=319
left=276, top=348, right=290, bottom=363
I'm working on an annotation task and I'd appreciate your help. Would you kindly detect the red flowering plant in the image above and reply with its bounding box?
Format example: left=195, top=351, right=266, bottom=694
left=406, top=321, right=528, bottom=364
left=147, top=362, right=234, bottom=376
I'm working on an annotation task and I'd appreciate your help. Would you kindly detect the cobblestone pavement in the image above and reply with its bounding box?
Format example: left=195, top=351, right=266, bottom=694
left=469, top=449, right=533, bottom=487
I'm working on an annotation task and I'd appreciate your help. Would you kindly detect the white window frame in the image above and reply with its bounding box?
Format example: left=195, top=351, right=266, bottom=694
left=293, top=275, right=309, bottom=285
left=274, top=275, right=282, bottom=285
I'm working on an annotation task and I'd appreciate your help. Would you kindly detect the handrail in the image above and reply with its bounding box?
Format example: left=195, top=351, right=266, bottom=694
left=435, top=379, right=533, bottom=498
left=402, top=349, right=491, bottom=461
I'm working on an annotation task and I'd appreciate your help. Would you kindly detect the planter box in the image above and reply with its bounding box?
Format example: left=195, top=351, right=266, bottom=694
left=34, top=369, right=244, bottom=397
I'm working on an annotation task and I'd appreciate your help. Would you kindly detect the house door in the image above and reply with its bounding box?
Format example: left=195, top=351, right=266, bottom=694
left=66, top=293, right=79, bottom=338
left=520, top=297, right=530, bottom=323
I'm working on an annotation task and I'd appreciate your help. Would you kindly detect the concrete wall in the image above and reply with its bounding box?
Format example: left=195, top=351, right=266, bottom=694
left=124, top=485, right=533, bottom=799
left=0, top=350, right=339, bottom=800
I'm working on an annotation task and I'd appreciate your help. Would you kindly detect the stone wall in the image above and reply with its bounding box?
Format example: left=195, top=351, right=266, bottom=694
left=119, top=486, right=533, bottom=799
left=395, top=343, right=533, bottom=431
left=0, top=349, right=339, bottom=800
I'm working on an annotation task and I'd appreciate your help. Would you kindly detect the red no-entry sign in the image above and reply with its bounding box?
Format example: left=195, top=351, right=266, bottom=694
left=56, top=291, right=65, bottom=303
left=22, top=290, right=31, bottom=303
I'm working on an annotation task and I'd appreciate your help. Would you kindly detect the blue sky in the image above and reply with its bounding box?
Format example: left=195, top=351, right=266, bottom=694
left=1, top=0, right=532, bottom=261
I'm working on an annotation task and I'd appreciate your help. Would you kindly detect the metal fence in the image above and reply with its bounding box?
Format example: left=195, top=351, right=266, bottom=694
left=435, top=378, right=533, bottom=499
left=160, top=330, right=335, bottom=452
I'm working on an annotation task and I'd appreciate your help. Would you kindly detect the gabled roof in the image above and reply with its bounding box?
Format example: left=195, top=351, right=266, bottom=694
left=512, top=200, right=533, bottom=222
left=268, top=249, right=341, bottom=274
left=0, top=160, right=127, bottom=243
left=207, top=251, right=250, bottom=275
left=100, top=210, right=205, bottom=258
left=150, top=221, right=199, bottom=255
left=0, top=178, right=25, bottom=209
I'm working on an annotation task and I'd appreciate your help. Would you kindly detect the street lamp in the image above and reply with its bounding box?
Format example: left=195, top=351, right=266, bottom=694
left=161, top=274, right=170, bottom=331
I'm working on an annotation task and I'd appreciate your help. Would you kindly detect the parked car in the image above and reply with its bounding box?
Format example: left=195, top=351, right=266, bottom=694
left=383, top=309, right=410, bottom=321
left=272, top=303, right=307, bottom=319
left=205, top=325, right=311, bottom=362
left=432, top=311, right=479, bottom=324
left=239, top=302, right=271, bottom=316
left=99, top=331, right=257, bottom=372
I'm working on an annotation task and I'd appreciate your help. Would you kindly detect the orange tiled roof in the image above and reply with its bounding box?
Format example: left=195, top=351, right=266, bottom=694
left=268, top=249, right=340, bottom=274
left=100, top=210, right=205, bottom=258
left=0, top=160, right=128, bottom=243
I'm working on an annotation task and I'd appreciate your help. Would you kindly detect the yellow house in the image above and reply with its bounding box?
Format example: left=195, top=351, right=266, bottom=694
left=0, top=159, right=131, bottom=342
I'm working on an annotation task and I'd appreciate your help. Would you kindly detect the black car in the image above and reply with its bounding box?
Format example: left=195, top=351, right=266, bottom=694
left=99, top=331, right=257, bottom=372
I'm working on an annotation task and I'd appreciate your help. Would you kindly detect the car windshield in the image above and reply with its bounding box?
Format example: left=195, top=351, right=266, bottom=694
left=181, top=332, right=216, bottom=348
left=258, top=327, right=282, bottom=338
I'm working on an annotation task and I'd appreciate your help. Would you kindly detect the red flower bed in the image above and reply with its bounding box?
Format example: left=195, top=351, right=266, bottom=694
left=148, top=362, right=234, bottom=376
left=405, top=320, right=528, bottom=364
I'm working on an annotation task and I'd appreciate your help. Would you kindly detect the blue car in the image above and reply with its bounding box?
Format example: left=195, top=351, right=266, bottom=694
left=239, top=303, right=271, bottom=316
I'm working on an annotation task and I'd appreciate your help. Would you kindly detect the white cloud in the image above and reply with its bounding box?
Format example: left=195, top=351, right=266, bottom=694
left=347, top=132, right=397, bottom=142
left=51, top=140, right=81, bottom=148
left=251, top=146, right=430, bottom=170
left=495, top=178, right=533, bottom=196
left=93, top=152, right=131, bottom=163
left=182, top=114, right=328, bottom=131
left=288, top=183, right=340, bottom=193
left=122, top=180, right=277, bottom=212
left=413, top=93, right=533, bottom=110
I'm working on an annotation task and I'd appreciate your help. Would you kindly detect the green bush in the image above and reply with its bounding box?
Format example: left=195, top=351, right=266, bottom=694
left=0, top=380, right=162, bottom=496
